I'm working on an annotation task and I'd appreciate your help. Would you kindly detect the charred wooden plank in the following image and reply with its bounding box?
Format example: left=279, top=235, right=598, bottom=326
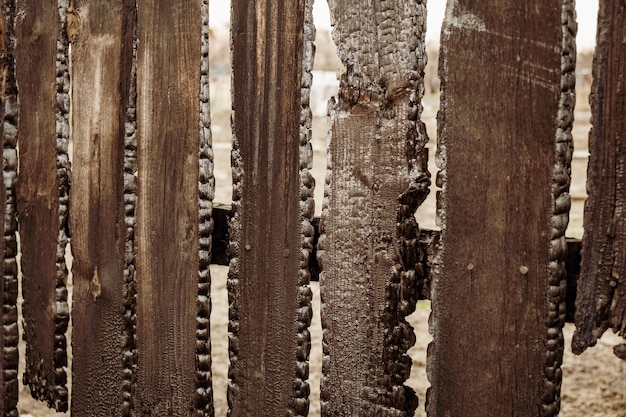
left=134, top=0, right=202, bottom=414
left=68, top=1, right=135, bottom=415
left=317, top=1, right=430, bottom=415
left=15, top=0, right=69, bottom=410
left=573, top=0, right=626, bottom=354
left=0, top=0, right=18, bottom=414
left=427, top=2, right=568, bottom=417
left=228, top=1, right=308, bottom=415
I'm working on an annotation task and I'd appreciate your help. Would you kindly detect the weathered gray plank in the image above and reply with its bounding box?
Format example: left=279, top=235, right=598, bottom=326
left=15, top=0, right=69, bottom=410
left=0, top=0, right=18, bottom=414
left=318, top=1, right=430, bottom=416
left=573, top=0, right=626, bottom=355
left=68, top=1, right=135, bottom=415
left=428, top=1, right=569, bottom=416
left=135, top=1, right=202, bottom=414
left=228, top=1, right=309, bottom=415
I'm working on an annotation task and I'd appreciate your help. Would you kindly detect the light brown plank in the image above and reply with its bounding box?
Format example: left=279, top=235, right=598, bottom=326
left=15, top=0, right=69, bottom=410
left=228, top=1, right=309, bottom=416
left=428, top=1, right=568, bottom=416
left=68, top=1, right=135, bottom=415
left=318, top=1, right=430, bottom=416
left=573, top=1, right=626, bottom=353
left=134, top=1, right=202, bottom=414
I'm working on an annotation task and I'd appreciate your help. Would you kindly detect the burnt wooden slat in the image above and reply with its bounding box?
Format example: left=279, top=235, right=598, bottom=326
left=318, top=1, right=430, bottom=416
left=0, top=0, right=18, bottom=414
left=135, top=1, right=202, bottom=414
left=68, top=1, right=135, bottom=415
left=573, top=0, right=626, bottom=354
left=15, top=0, right=69, bottom=410
left=428, top=2, right=568, bottom=417
left=228, top=1, right=309, bottom=415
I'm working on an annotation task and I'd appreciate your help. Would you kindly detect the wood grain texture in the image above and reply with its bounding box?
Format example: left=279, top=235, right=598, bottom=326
left=317, top=1, right=430, bottom=416
left=0, top=0, right=18, bottom=414
left=573, top=0, right=626, bottom=354
left=428, top=1, right=566, bottom=416
left=228, top=1, right=308, bottom=415
left=135, top=1, right=201, bottom=415
left=68, top=1, right=135, bottom=415
left=15, top=0, right=69, bottom=410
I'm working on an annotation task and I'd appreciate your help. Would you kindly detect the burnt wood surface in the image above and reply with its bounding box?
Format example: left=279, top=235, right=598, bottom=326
left=0, top=0, right=18, bottom=414
left=228, top=1, right=309, bottom=415
left=427, top=2, right=567, bottom=417
left=573, top=0, right=626, bottom=354
left=318, top=1, right=430, bottom=415
left=15, top=0, right=69, bottom=410
left=68, top=1, right=135, bottom=416
left=134, top=1, right=202, bottom=414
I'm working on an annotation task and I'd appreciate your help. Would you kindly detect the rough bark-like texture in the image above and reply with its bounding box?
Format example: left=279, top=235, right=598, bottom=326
left=317, top=1, right=429, bottom=416
left=14, top=0, right=69, bottom=410
left=135, top=1, right=201, bottom=415
left=297, top=0, right=315, bottom=413
left=573, top=0, right=626, bottom=354
left=121, top=12, right=138, bottom=417
left=428, top=2, right=565, bottom=417
left=0, top=1, right=17, bottom=414
left=195, top=0, right=214, bottom=415
left=228, top=1, right=308, bottom=416
left=68, top=1, right=134, bottom=416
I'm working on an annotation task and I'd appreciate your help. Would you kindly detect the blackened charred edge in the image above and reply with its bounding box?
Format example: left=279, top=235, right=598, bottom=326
left=542, top=2, right=576, bottom=416
left=227, top=6, right=243, bottom=410
left=292, top=1, right=315, bottom=416
left=381, top=3, right=428, bottom=415
left=121, top=6, right=138, bottom=417
left=51, top=0, right=71, bottom=411
left=194, top=1, right=214, bottom=415
left=2, top=0, right=19, bottom=414
left=316, top=69, right=332, bottom=417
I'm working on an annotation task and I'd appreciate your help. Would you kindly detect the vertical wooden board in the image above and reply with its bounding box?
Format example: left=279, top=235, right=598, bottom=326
left=1, top=0, right=18, bottom=414
left=428, top=1, right=566, bottom=417
left=228, top=1, right=309, bottom=416
left=317, top=1, right=430, bottom=416
left=135, top=0, right=201, bottom=415
left=14, top=0, right=69, bottom=410
left=68, top=1, right=134, bottom=416
left=573, top=1, right=626, bottom=354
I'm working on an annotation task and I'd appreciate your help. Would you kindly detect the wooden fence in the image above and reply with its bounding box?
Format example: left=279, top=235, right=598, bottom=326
left=0, top=0, right=624, bottom=416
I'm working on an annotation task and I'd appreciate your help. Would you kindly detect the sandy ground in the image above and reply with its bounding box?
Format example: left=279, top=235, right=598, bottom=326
left=17, top=74, right=626, bottom=417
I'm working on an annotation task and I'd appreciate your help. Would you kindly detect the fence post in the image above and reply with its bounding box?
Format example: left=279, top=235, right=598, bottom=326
left=318, top=1, right=430, bottom=415
left=68, top=1, right=135, bottom=416
left=134, top=1, right=203, bottom=414
left=228, top=1, right=309, bottom=415
left=14, top=0, right=70, bottom=410
left=573, top=0, right=626, bottom=354
left=428, top=1, right=571, bottom=416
